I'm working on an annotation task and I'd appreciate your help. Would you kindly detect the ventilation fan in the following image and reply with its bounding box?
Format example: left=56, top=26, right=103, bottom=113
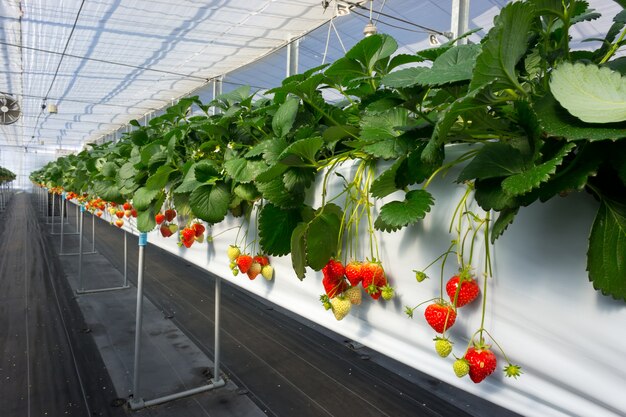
left=0, top=94, right=21, bottom=125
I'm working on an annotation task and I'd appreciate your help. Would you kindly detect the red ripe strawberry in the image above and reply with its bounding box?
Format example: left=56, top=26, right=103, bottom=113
left=164, top=208, right=176, bottom=222
left=114, top=219, right=124, bottom=228
left=446, top=274, right=480, bottom=307
left=465, top=346, right=497, bottom=383
left=247, top=262, right=262, bottom=280
left=322, top=275, right=348, bottom=298
left=123, top=202, right=132, bottom=211
left=344, top=261, right=363, bottom=286
left=181, top=238, right=194, bottom=248
left=236, top=254, right=253, bottom=273
left=192, top=223, right=205, bottom=237
left=95, top=210, right=103, bottom=217
left=115, top=210, right=124, bottom=219
left=361, top=261, right=386, bottom=300
left=181, top=227, right=195, bottom=242
left=155, top=213, right=166, bottom=224
left=424, top=302, right=457, bottom=333
left=131, top=209, right=137, bottom=218
left=160, top=223, right=173, bottom=237
left=253, top=255, right=269, bottom=267
left=322, top=259, right=344, bottom=281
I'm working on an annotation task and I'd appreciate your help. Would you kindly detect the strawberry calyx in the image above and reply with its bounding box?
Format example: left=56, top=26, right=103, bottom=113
left=504, top=364, right=523, bottom=379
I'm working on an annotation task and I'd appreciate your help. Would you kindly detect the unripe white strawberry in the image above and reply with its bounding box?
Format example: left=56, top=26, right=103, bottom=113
left=227, top=245, right=241, bottom=261
left=261, top=265, right=274, bottom=280
left=344, top=286, right=362, bottom=305
left=330, top=297, right=351, bottom=321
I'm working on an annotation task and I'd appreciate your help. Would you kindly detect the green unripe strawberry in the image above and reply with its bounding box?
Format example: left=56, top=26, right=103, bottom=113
left=381, top=284, right=394, bottom=300
left=227, top=245, right=241, bottom=261
left=453, top=358, right=469, bottom=378
left=261, top=265, right=274, bottom=280
left=434, top=337, right=453, bottom=358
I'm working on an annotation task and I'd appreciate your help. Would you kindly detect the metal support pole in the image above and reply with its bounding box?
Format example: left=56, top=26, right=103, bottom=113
left=77, top=205, right=85, bottom=291
left=51, top=193, right=56, bottom=233
left=91, top=213, right=96, bottom=253
left=214, top=273, right=222, bottom=382
left=451, top=0, right=470, bottom=44
left=124, top=231, right=128, bottom=286
left=60, top=193, right=66, bottom=253
left=286, top=37, right=300, bottom=77
left=75, top=202, right=79, bottom=226
left=130, top=233, right=148, bottom=408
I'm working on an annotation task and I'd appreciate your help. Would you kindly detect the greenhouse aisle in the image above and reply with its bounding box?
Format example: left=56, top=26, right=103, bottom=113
left=0, top=193, right=127, bottom=417
left=76, top=209, right=520, bottom=417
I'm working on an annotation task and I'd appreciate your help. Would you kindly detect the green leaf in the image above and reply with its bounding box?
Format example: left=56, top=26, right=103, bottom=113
left=256, top=177, right=303, bottom=208
left=360, top=108, right=409, bottom=142
left=502, top=143, right=576, bottom=196
left=278, top=137, right=323, bottom=167
left=381, top=67, right=428, bottom=88
left=258, top=204, right=303, bottom=256
left=362, top=136, right=411, bottom=160
left=189, top=183, right=231, bottom=224
left=290, top=222, right=308, bottom=280
left=195, top=160, right=220, bottom=183
left=458, top=143, right=526, bottom=182
left=375, top=189, right=434, bottom=232
left=490, top=207, right=519, bottom=243
left=370, top=157, right=406, bottom=198
left=469, top=1, right=534, bottom=92
left=146, top=165, right=175, bottom=190
left=173, top=192, right=193, bottom=218
left=137, top=208, right=156, bottom=233
left=474, top=178, right=519, bottom=211
left=588, top=198, right=626, bottom=301
left=345, top=34, right=398, bottom=72
left=283, top=168, right=315, bottom=192
left=224, top=158, right=267, bottom=183
left=93, top=180, right=123, bottom=203
left=322, top=125, right=359, bottom=143
left=550, top=62, right=626, bottom=123
left=272, top=96, right=300, bottom=137
left=233, top=183, right=260, bottom=201
left=534, top=93, right=626, bottom=141
left=133, top=187, right=160, bottom=211
left=101, top=162, right=118, bottom=178
left=306, top=204, right=343, bottom=270
left=174, top=164, right=203, bottom=193
left=118, top=162, right=136, bottom=180
left=415, top=44, right=481, bottom=86
left=140, top=143, right=163, bottom=166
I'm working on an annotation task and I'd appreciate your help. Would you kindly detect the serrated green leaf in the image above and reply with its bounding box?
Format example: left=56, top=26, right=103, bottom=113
left=458, top=143, right=526, bottom=182
left=550, top=62, right=626, bottom=123
left=173, top=192, right=192, bottom=218
left=256, top=177, right=303, bottom=208
left=322, top=125, right=359, bottom=143
left=362, top=137, right=410, bottom=159
left=278, top=137, right=323, bottom=166
left=132, top=187, right=159, bottom=211
left=101, top=162, right=118, bottom=178
left=490, top=207, right=518, bottom=243
left=469, top=1, right=534, bottom=92
left=224, top=158, right=267, bottom=183
left=140, top=143, right=162, bottom=166
left=375, top=189, right=434, bottom=231
left=283, top=168, right=315, bottom=192
left=370, top=157, right=406, bottom=198
left=345, top=34, right=397, bottom=73
left=146, top=165, right=175, bottom=190
left=234, top=183, right=260, bottom=201
left=373, top=216, right=402, bottom=233
left=502, top=143, right=575, bottom=196
left=291, top=222, right=308, bottom=280
left=118, top=162, right=136, bottom=180
left=415, top=44, right=481, bottom=86
left=306, top=204, right=343, bottom=270
left=272, top=96, right=300, bottom=137
left=137, top=208, right=156, bottom=233
left=534, top=93, right=626, bottom=141
left=474, top=178, right=519, bottom=211
left=588, top=198, right=626, bottom=301
left=195, top=160, right=220, bottom=183
left=93, top=180, right=123, bottom=204
left=189, top=183, right=231, bottom=224
left=360, top=108, right=409, bottom=142
left=381, top=67, right=428, bottom=88
left=258, top=204, right=303, bottom=256
left=174, top=164, right=202, bottom=193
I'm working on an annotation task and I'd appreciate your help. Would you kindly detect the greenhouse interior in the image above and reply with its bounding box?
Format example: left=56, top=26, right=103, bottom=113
left=1, top=0, right=625, bottom=416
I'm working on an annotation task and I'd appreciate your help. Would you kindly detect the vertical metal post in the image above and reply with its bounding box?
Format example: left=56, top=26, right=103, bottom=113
left=286, top=37, right=300, bottom=77
left=51, top=193, right=56, bottom=232
left=214, top=274, right=222, bottom=382
left=451, top=0, right=470, bottom=44
left=77, top=205, right=85, bottom=290
left=123, top=231, right=128, bottom=286
left=132, top=232, right=148, bottom=405
left=91, top=213, right=96, bottom=253
left=75, top=202, right=79, bottom=226
left=60, top=193, right=66, bottom=253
